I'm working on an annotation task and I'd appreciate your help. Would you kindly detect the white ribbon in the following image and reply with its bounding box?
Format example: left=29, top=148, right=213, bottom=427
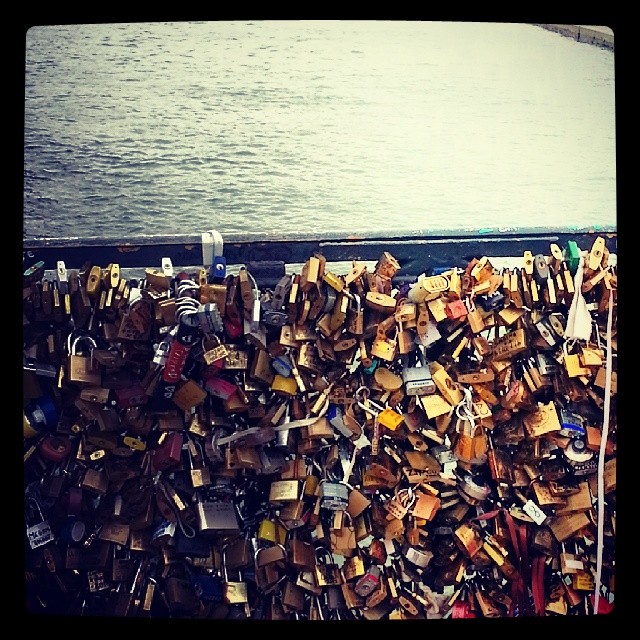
left=564, top=252, right=592, bottom=341
left=593, top=287, right=614, bottom=615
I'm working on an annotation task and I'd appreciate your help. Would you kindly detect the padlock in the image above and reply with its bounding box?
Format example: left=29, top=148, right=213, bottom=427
left=445, top=298, right=467, bottom=320
left=225, top=534, right=253, bottom=571
left=25, top=494, right=54, bottom=550
left=281, top=578, right=306, bottom=611
left=402, top=347, right=436, bottom=396
left=370, top=335, right=397, bottom=362
left=402, top=542, right=434, bottom=569
left=255, top=560, right=283, bottom=592
left=367, top=538, right=388, bottom=565
left=257, top=518, right=287, bottom=545
left=319, top=479, right=349, bottom=511
left=314, top=546, right=341, bottom=587
left=354, top=565, right=381, bottom=597
left=342, top=552, right=366, bottom=581
left=269, top=479, right=300, bottom=504
left=152, top=431, right=184, bottom=473
left=195, top=492, right=241, bottom=536
left=185, top=438, right=211, bottom=488
left=221, top=545, right=248, bottom=605
left=364, top=572, right=389, bottom=609
left=81, top=467, right=108, bottom=495
left=67, top=333, right=101, bottom=385
left=292, top=558, right=321, bottom=593
left=256, top=543, right=288, bottom=568
left=326, top=583, right=347, bottom=611
left=165, top=574, right=199, bottom=615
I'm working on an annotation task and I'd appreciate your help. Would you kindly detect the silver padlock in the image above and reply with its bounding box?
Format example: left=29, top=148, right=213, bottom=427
left=402, top=347, right=436, bottom=396
left=319, top=480, right=349, bottom=511
left=25, top=495, right=54, bottom=550
left=198, top=302, right=224, bottom=335
left=196, top=491, right=241, bottom=536
left=402, top=542, right=434, bottom=568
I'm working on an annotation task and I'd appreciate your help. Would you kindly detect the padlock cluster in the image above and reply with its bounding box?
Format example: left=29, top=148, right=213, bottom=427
left=22, top=237, right=617, bottom=619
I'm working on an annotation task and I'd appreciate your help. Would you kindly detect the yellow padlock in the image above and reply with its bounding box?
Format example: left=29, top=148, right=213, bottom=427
left=377, top=407, right=404, bottom=431
left=271, top=374, right=298, bottom=396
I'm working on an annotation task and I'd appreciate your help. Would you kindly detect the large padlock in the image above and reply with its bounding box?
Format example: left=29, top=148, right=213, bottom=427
left=195, top=492, right=241, bottom=536
left=67, top=333, right=101, bottom=385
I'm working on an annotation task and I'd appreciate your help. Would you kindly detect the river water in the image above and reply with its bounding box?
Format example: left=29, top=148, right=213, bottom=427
left=23, top=21, right=616, bottom=241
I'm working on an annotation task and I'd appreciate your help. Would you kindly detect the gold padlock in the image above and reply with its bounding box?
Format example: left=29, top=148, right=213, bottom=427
left=67, top=334, right=101, bottom=385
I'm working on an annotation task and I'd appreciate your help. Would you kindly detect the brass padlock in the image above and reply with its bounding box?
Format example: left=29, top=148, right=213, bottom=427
left=222, top=546, right=248, bottom=605
left=187, top=439, right=211, bottom=488
left=370, top=334, right=397, bottom=362
left=269, top=479, right=300, bottom=504
left=314, top=546, right=341, bottom=586
left=289, top=537, right=316, bottom=572
left=281, top=579, right=306, bottom=611
left=67, top=333, right=101, bottom=385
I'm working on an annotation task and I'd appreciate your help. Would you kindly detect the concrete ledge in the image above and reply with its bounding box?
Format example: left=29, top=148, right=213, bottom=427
left=535, top=24, right=614, bottom=51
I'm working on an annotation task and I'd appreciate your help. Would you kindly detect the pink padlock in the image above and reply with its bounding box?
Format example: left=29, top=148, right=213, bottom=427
left=204, top=375, right=239, bottom=400
left=445, top=299, right=468, bottom=320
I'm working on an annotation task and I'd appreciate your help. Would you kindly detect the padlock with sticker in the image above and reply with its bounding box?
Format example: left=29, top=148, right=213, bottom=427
left=25, top=494, right=54, bottom=551
left=319, top=478, right=350, bottom=512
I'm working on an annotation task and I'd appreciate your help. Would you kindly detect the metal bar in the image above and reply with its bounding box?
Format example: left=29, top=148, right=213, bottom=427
left=23, top=226, right=616, bottom=278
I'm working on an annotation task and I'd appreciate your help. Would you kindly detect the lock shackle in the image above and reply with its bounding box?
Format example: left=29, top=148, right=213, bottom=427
left=201, top=229, right=224, bottom=268
left=221, top=544, right=229, bottom=581
left=67, top=332, right=98, bottom=356
left=25, top=495, right=45, bottom=525
left=314, top=545, right=335, bottom=565
left=254, top=543, right=288, bottom=567
left=354, top=386, right=384, bottom=416
left=314, top=595, right=325, bottom=620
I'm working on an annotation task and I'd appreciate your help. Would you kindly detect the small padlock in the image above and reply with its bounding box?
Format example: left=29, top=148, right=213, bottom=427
left=354, top=565, right=381, bottom=597
left=314, top=546, right=341, bottom=587
left=187, top=438, right=212, bottom=488
left=221, top=545, right=249, bottom=605
left=402, top=347, right=436, bottom=396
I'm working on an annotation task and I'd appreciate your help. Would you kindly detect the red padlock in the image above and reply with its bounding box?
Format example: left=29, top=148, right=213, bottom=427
left=589, top=593, right=614, bottom=615
left=39, top=435, right=73, bottom=463
left=114, top=384, right=148, bottom=410
left=451, top=600, right=477, bottom=618
left=152, top=431, right=184, bottom=473
left=61, top=486, right=83, bottom=516
left=445, top=299, right=468, bottom=320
